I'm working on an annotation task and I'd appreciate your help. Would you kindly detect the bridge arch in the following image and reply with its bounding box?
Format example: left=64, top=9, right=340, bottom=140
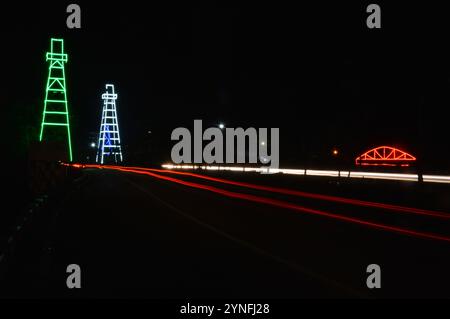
left=355, top=146, right=416, bottom=167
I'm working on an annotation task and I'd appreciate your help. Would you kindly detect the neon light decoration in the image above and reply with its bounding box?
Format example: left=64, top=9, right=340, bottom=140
left=39, top=38, right=73, bottom=161
left=96, top=84, right=123, bottom=164
left=355, top=146, right=416, bottom=166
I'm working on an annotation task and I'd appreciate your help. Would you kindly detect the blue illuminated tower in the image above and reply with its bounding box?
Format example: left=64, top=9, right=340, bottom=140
left=96, top=84, right=123, bottom=164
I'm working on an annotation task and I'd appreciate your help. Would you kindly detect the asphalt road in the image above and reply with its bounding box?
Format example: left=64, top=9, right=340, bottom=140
left=2, top=167, right=450, bottom=298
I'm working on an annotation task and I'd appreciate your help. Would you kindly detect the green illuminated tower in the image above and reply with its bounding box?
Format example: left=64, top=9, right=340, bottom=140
left=39, top=38, right=73, bottom=161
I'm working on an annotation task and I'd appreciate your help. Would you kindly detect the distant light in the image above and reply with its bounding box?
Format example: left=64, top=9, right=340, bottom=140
left=218, top=123, right=225, bottom=129
left=332, top=149, right=339, bottom=156
left=148, top=130, right=152, bottom=134
left=90, top=142, right=96, bottom=148
left=261, top=141, right=266, bottom=146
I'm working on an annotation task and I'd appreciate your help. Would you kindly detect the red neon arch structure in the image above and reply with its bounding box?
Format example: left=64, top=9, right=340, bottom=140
left=355, top=146, right=416, bottom=167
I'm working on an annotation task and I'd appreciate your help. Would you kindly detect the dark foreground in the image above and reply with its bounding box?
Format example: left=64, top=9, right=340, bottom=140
left=1, top=167, right=450, bottom=298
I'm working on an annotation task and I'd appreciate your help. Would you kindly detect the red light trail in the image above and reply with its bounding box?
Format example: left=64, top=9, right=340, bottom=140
left=74, top=164, right=450, bottom=243
left=96, top=164, right=450, bottom=220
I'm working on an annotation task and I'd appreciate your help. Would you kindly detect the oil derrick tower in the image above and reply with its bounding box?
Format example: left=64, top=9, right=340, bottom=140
left=96, top=84, right=123, bottom=164
left=39, top=38, right=73, bottom=161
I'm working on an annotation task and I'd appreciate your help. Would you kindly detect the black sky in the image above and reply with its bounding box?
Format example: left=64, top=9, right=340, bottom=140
left=2, top=1, right=450, bottom=171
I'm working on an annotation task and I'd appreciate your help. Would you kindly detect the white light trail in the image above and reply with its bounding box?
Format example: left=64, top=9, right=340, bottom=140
left=160, top=164, right=450, bottom=184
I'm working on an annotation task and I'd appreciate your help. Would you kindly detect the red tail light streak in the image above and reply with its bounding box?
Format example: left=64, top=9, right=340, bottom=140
left=71, top=163, right=450, bottom=243
left=100, top=164, right=450, bottom=220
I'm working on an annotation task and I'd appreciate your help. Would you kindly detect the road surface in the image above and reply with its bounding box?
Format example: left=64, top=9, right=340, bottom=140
left=2, top=166, right=450, bottom=298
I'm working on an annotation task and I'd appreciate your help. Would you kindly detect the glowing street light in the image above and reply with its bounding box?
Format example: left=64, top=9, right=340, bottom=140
left=332, top=148, right=339, bottom=156
left=90, top=142, right=96, bottom=148
left=218, top=123, right=225, bottom=129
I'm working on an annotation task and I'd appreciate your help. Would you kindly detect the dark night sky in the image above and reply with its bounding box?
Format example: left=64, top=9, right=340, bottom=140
left=2, top=1, right=450, bottom=171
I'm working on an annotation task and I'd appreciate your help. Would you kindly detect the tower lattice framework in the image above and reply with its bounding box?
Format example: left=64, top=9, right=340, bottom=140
left=39, top=38, right=73, bottom=161
left=96, top=84, right=123, bottom=164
